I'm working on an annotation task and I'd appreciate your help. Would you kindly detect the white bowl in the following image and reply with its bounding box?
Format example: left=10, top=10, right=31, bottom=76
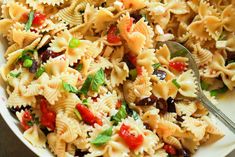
left=0, top=36, right=235, bottom=157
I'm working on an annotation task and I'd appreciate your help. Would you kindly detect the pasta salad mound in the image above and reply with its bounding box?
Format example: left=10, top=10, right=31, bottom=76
left=0, top=0, right=234, bottom=157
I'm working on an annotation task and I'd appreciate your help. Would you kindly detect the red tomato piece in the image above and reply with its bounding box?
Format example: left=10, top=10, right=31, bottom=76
left=21, top=111, right=33, bottom=130
left=136, top=66, right=142, bottom=75
left=21, top=13, right=29, bottom=23
left=116, top=100, right=122, bottom=109
left=118, top=124, right=144, bottom=150
left=169, top=61, right=186, bottom=72
left=40, top=98, right=56, bottom=131
left=127, top=18, right=134, bottom=32
left=32, top=12, right=46, bottom=26
left=76, top=103, right=103, bottom=126
left=107, top=25, right=121, bottom=43
left=163, top=144, right=177, bottom=155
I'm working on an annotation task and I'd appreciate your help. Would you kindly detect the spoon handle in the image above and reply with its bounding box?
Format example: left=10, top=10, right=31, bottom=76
left=198, top=93, right=235, bottom=134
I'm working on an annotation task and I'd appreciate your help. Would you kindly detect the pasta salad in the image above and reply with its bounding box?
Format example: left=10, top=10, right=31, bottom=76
left=0, top=0, right=234, bottom=157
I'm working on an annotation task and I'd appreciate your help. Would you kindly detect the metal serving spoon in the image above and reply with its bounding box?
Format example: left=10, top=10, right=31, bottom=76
left=162, top=41, right=235, bottom=134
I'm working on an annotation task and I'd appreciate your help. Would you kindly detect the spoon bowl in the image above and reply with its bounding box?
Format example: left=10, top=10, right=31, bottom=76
left=162, top=41, right=235, bottom=134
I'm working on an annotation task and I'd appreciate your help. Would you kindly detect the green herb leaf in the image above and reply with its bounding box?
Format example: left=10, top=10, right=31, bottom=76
left=10, top=72, right=21, bottom=78
left=172, top=79, right=181, bottom=88
left=111, top=104, right=127, bottom=125
left=80, top=75, right=93, bottom=95
left=76, top=64, right=83, bottom=71
left=82, top=99, right=89, bottom=106
left=91, top=127, right=113, bottom=146
left=74, top=109, right=82, bottom=121
left=210, top=86, right=228, bottom=97
left=91, top=68, right=105, bottom=92
left=129, top=69, right=137, bottom=81
left=152, top=63, right=161, bottom=69
left=35, top=67, right=45, bottom=78
left=170, top=49, right=187, bottom=59
left=63, top=81, right=79, bottom=94
left=25, top=11, right=34, bottom=31
left=27, top=121, right=34, bottom=126
left=218, top=31, right=226, bottom=41
left=200, top=80, right=210, bottom=90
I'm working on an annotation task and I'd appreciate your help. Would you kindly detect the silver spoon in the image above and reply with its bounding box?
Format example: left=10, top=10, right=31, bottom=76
left=161, top=41, right=235, bottom=134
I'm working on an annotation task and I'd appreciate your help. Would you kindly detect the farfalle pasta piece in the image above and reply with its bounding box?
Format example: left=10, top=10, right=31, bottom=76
left=188, top=20, right=211, bottom=41
left=23, top=125, right=47, bottom=148
left=209, top=52, right=235, bottom=90
left=43, top=57, right=69, bottom=76
left=175, top=101, right=197, bottom=116
left=47, top=133, right=66, bottom=157
left=53, top=93, right=81, bottom=116
left=180, top=137, right=200, bottom=153
left=1, top=2, right=30, bottom=21
left=156, top=119, right=182, bottom=138
left=56, top=112, right=82, bottom=143
left=163, top=136, right=182, bottom=149
left=133, top=67, right=152, bottom=98
left=192, top=43, right=213, bottom=66
left=136, top=49, right=156, bottom=75
left=90, top=92, right=118, bottom=117
left=118, top=13, right=146, bottom=55
left=110, top=47, right=129, bottom=87
left=198, top=0, right=219, bottom=18
left=166, top=0, right=189, bottom=14
left=121, top=0, right=146, bottom=10
left=203, top=16, right=223, bottom=40
left=49, top=30, right=89, bottom=65
left=56, top=0, right=83, bottom=26
left=216, top=33, right=235, bottom=52
left=152, top=78, right=178, bottom=100
left=7, top=88, right=36, bottom=108
left=123, top=80, right=137, bottom=103
left=182, top=116, right=208, bottom=140
left=38, top=0, right=65, bottom=6
left=201, top=116, right=224, bottom=137
left=177, top=70, right=197, bottom=98
left=88, top=56, right=113, bottom=75
left=221, top=5, right=235, bottom=32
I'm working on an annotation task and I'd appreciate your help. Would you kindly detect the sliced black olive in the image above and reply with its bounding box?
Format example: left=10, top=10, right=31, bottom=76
left=75, top=149, right=88, bottom=157
left=123, top=54, right=136, bottom=69
left=153, top=69, right=167, bottom=80
left=176, top=115, right=184, bottom=122
left=177, top=148, right=191, bottom=157
left=156, top=98, right=168, bottom=114
left=130, top=11, right=143, bottom=23
left=136, top=95, right=158, bottom=106
left=40, top=49, right=63, bottom=63
left=167, top=97, right=176, bottom=112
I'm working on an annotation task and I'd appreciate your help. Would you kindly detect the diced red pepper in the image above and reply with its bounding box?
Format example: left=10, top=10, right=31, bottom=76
left=76, top=103, right=103, bottom=126
left=40, top=99, right=56, bottom=131
left=127, top=18, right=134, bottom=32
left=21, top=111, right=33, bottom=130
left=118, top=124, right=144, bottom=150
left=116, top=100, right=122, bottom=109
left=136, top=66, right=142, bottom=75
left=107, top=25, right=121, bottom=44
left=163, top=144, right=177, bottom=155
left=169, top=61, right=186, bottom=72
left=20, top=13, right=29, bottom=23
left=32, top=12, right=46, bottom=26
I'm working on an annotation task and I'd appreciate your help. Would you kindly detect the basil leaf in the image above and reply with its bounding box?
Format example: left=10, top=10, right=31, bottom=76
left=82, top=99, right=89, bottom=106
left=111, top=104, right=127, bottom=125
left=80, top=75, right=93, bottom=95
left=10, top=72, right=21, bottom=78
left=172, top=79, right=181, bottom=88
left=76, top=64, right=83, bottom=71
left=63, top=81, right=79, bottom=94
left=91, top=127, right=113, bottom=146
left=91, top=68, right=105, bottom=92
left=200, top=80, right=210, bottom=90
left=27, top=121, right=34, bottom=126
left=170, top=49, right=187, bottom=59
left=25, top=11, right=34, bottom=31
